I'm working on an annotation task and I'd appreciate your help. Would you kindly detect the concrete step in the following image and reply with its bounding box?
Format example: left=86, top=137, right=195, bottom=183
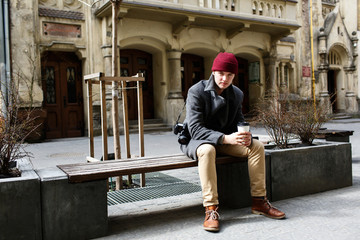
left=331, top=113, right=353, bottom=120
left=128, top=119, right=172, bottom=133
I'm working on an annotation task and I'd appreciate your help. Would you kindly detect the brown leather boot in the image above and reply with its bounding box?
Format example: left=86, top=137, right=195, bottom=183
left=203, top=205, right=220, bottom=232
left=251, top=197, right=286, bottom=219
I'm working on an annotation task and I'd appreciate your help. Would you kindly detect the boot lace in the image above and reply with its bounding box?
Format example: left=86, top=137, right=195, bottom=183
left=265, top=199, right=279, bottom=211
left=206, top=207, right=220, bottom=220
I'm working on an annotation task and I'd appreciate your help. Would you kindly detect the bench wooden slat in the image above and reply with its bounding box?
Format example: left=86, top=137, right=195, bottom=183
left=316, top=129, right=354, bottom=139
left=59, top=155, right=193, bottom=174
left=63, top=154, right=185, bottom=168
left=60, top=158, right=195, bottom=175
left=57, top=154, right=247, bottom=183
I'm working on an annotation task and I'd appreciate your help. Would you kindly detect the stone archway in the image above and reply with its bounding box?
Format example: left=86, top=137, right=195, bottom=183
left=326, top=45, right=352, bottom=113
left=235, top=51, right=262, bottom=114
left=120, top=36, right=170, bottom=121
left=119, top=49, right=154, bottom=120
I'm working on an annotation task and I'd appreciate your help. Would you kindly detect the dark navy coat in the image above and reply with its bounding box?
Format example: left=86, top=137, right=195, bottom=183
left=180, top=75, right=245, bottom=160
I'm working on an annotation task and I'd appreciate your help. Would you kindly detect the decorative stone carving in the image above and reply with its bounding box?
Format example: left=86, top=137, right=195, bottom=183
left=318, top=27, right=328, bottom=68
left=64, top=0, right=82, bottom=10
left=252, top=1, right=285, bottom=18
left=39, top=0, right=57, bottom=8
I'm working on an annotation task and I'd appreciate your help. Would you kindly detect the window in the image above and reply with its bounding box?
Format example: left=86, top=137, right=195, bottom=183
left=66, top=67, right=77, bottom=103
left=45, top=67, right=56, bottom=104
left=328, top=50, right=341, bottom=65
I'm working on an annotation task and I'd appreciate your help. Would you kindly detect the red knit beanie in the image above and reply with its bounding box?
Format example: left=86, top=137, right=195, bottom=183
left=211, top=52, right=238, bottom=74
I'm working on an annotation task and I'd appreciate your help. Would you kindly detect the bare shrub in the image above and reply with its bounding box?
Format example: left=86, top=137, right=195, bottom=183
left=252, top=89, right=330, bottom=148
left=290, top=99, right=330, bottom=144
left=252, top=90, right=297, bottom=149
left=0, top=81, right=39, bottom=177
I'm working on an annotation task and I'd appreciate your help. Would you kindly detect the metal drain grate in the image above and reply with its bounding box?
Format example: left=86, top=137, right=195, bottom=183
left=107, top=172, right=201, bottom=206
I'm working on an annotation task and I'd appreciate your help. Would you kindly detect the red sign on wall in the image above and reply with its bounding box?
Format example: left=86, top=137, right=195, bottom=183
left=302, top=66, right=311, bottom=77
left=43, top=22, right=81, bottom=38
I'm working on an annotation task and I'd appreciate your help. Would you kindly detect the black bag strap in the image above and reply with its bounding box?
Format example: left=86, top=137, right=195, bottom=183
left=175, top=102, right=186, bottom=124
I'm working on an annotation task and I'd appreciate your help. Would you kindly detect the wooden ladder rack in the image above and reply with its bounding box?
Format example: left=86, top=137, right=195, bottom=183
left=84, top=72, right=146, bottom=189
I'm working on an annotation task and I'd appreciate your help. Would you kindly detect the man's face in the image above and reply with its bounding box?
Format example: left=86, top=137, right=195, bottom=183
left=213, top=71, right=235, bottom=92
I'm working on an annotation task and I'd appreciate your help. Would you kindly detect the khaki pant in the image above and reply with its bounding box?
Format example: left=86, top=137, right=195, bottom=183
left=196, top=139, right=266, bottom=207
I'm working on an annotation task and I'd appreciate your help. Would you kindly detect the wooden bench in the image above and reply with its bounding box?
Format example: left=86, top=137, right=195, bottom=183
left=316, top=129, right=354, bottom=142
left=57, top=153, right=260, bottom=210
left=57, top=154, right=247, bottom=184
left=52, top=153, right=258, bottom=240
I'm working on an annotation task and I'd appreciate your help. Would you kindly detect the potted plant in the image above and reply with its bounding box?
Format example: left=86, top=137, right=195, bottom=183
left=0, top=81, right=42, bottom=239
left=252, top=90, right=352, bottom=201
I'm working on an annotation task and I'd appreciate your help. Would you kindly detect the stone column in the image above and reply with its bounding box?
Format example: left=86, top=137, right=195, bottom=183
left=263, top=56, right=277, bottom=96
left=318, top=28, right=331, bottom=112
left=280, top=62, right=287, bottom=90
left=220, top=0, right=226, bottom=10
left=318, top=28, right=328, bottom=97
left=167, top=50, right=183, bottom=99
left=289, top=62, right=296, bottom=93
left=350, top=32, right=358, bottom=111
left=166, top=50, right=185, bottom=125
left=101, top=45, right=112, bottom=76
left=318, top=67, right=329, bottom=95
left=344, top=67, right=357, bottom=112
left=101, top=45, right=123, bottom=135
left=203, top=0, right=209, bottom=8
left=100, top=45, right=113, bottom=135
left=318, top=68, right=331, bottom=113
left=263, top=41, right=278, bottom=96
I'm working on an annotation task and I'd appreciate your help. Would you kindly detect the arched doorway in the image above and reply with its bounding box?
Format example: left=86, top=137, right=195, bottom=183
left=181, top=53, right=205, bottom=99
left=327, top=49, right=344, bottom=113
left=234, top=57, right=249, bottom=114
left=120, top=49, right=154, bottom=120
left=41, top=51, right=84, bottom=139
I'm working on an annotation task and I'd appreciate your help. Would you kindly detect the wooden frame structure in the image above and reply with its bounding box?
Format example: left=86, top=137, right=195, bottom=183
left=84, top=72, right=146, bottom=189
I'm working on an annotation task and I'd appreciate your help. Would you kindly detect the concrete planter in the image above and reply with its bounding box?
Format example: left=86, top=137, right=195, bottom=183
left=217, top=154, right=272, bottom=208
left=266, top=141, right=352, bottom=201
left=0, top=159, right=108, bottom=240
left=216, top=141, right=352, bottom=208
left=0, top=159, right=42, bottom=240
left=36, top=167, right=108, bottom=240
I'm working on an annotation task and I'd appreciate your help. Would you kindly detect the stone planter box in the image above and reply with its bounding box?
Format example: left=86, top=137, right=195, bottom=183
left=36, top=167, right=108, bottom=240
left=0, top=159, right=42, bottom=240
left=217, top=154, right=271, bottom=208
left=216, top=141, right=352, bottom=208
left=0, top=159, right=108, bottom=240
left=266, top=141, right=352, bottom=201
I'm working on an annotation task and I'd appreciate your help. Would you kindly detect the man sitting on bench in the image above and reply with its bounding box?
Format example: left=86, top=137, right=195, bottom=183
left=179, top=52, right=286, bottom=232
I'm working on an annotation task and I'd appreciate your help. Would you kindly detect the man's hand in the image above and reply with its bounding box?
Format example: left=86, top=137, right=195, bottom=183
left=223, top=132, right=252, bottom=146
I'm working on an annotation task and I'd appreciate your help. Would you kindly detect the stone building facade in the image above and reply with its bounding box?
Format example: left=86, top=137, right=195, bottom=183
left=4, top=0, right=359, bottom=140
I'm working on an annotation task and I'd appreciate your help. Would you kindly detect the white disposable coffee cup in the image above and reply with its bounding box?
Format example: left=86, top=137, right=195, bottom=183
left=237, top=122, right=250, bottom=132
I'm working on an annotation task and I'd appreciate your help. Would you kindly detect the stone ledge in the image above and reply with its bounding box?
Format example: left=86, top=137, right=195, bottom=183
left=36, top=167, right=108, bottom=240
left=0, top=161, right=42, bottom=240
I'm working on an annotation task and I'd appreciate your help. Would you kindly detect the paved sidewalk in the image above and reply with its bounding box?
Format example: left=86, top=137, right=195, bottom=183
left=27, top=119, right=360, bottom=240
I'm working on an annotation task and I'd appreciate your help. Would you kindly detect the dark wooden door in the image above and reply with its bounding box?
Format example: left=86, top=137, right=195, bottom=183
left=181, top=54, right=204, bottom=99
left=120, top=49, right=154, bottom=120
left=41, top=52, right=84, bottom=139
left=233, top=57, right=249, bottom=114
